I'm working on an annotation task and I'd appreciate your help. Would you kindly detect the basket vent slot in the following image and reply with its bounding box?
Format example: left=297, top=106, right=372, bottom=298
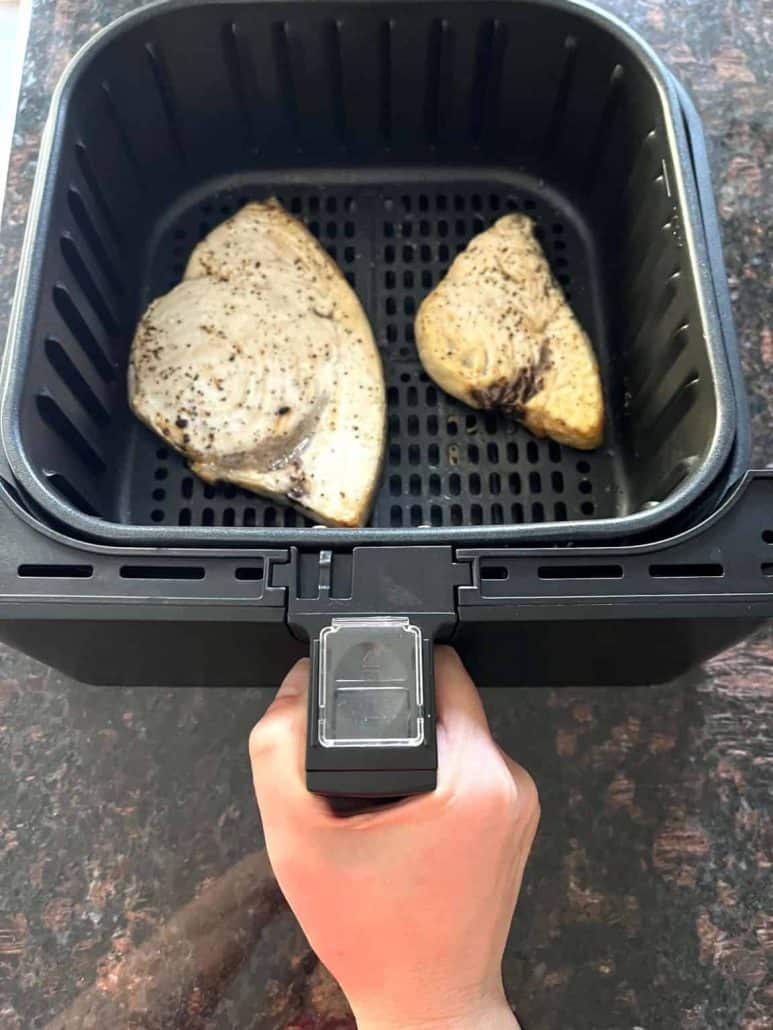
left=379, top=20, right=393, bottom=143
left=583, top=64, right=625, bottom=191
left=52, top=285, right=115, bottom=382
left=647, top=456, right=698, bottom=506
left=222, top=22, right=260, bottom=154
left=541, top=35, right=578, bottom=161
left=74, top=143, right=123, bottom=244
left=60, top=235, right=119, bottom=336
left=630, top=322, right=691, bottom=415
left=45, top=339, right=110, bottom=427
left=235, top=565, right=264, bottom=581
left=470, top=19, right=505, bottom=144
left=18, top=564, right=93, bottom=579
left=637, top=373, right=700, bottom=460
left=538, top=564, right=623, bottom=580
left=36, top=394, right=105, bottom=476
left=424, top=19, right=444, bottom=144
left=272, top=22, right=300, bottom=141
left=629, top=272, right=681, bottom=359
left=120, top=565, right=205, bottom=580
left=67, top=188, right=124, bottom=297
left=145, top=42, right=186, bottom=163
left=45, top=472, right=99, bottom=516
left=649, top=563, right=724, bottom=578
left=327, top=19, right=347, bottom=145
left=100, top=81, right=146, bottom=187
left=481, top=565, right=508, bottom=580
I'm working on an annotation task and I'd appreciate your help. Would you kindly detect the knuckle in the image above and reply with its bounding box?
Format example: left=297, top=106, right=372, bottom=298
left=249, top=696, right=304, bottom=764
left=434, top=776, right=458, bottom=811
left=516, top=768, right=541, bottom=820
left=466, top=761, right=518, bottom=819
left=248, top=712, right=284, bottom=761
left=494, top=767, right=522, bottom=812
left=248, top=721, right=268, bottom=761
left=490, top=757, right=540, bottom=822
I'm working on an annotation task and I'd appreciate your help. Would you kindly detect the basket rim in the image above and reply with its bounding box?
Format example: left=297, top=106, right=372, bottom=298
left=0, top=0, right=738, bottom=548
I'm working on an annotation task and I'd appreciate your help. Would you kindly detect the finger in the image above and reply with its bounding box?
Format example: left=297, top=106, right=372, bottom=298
left=272, top=656, right=310, bottom=705
left=500, top=749, right=541, bottom=892
left=434, top=646, right=490, bottom=735
left=498, top=746, right=541, bottom=826
left=249, top=659, right=309, bottom=765
left=249, top=659, right=325, bottom=825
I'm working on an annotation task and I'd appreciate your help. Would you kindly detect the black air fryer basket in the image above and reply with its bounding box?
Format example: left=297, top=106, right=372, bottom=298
left=0, top=0, right=771, bottom=789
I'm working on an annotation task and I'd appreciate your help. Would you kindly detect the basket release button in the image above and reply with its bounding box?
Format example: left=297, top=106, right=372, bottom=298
left=317, top=617, right=424, bottom=748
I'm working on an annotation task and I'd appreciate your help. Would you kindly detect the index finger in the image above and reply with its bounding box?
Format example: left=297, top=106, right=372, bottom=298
left=248, top=659, right=328, bottom=826
left=433, top=646, right=490, bottom=735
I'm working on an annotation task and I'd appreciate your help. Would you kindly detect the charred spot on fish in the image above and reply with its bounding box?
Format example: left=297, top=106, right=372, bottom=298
left=175, top=416, right=189, bottom=429
left=276, top=406, right=291, bottom=416
left=471, top=344, right=553, bottom=416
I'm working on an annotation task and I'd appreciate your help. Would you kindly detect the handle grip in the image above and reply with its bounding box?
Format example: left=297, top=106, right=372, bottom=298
left=306, top=617, right=437, bottom=798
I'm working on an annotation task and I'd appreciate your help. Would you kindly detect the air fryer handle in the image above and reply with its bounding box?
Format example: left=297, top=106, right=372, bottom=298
left=305, top=617, right=438, bottom=799
left=287, top=546, right=464, bottom=798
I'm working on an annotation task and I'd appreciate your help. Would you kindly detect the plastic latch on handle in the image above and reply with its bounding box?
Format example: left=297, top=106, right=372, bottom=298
left=318, top=617, right=424, bottom=749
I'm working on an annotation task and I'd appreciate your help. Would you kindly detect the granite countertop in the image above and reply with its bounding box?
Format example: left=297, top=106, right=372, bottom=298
left=0, top=1, right=771, bottom=1028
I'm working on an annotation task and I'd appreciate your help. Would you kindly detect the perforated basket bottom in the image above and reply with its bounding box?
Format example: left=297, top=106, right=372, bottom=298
left=118, top=174, right=626, bottom=530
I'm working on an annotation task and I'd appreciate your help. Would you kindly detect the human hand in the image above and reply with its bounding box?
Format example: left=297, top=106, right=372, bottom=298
left=249, top=646, right=539, bottom=1030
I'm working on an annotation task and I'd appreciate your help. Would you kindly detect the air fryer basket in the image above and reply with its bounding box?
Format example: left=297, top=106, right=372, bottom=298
left=0, top=0, right=737, bottom=546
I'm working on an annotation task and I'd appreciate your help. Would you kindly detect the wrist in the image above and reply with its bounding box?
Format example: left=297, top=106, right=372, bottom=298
left=354, top=991, right=520, bottom=1030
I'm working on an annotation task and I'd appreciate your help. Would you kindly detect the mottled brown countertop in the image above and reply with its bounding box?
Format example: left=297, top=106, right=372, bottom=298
left=0, top=1, right=771, bottom=1028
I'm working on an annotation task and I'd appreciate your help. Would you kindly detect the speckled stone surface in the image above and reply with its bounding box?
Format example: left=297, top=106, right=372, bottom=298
left=0, top=1, right=771, bottom=1028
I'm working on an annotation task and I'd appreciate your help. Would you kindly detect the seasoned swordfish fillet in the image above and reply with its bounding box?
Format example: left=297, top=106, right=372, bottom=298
left=415, top=213, right=604, bottom=450
left=128, top=200, right=386, bottom=527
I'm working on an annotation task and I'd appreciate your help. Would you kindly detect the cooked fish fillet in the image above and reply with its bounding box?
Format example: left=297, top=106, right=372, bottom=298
left=128, top=201, right=385, bottom=527
left=415, top=214, right=604, bottom=450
